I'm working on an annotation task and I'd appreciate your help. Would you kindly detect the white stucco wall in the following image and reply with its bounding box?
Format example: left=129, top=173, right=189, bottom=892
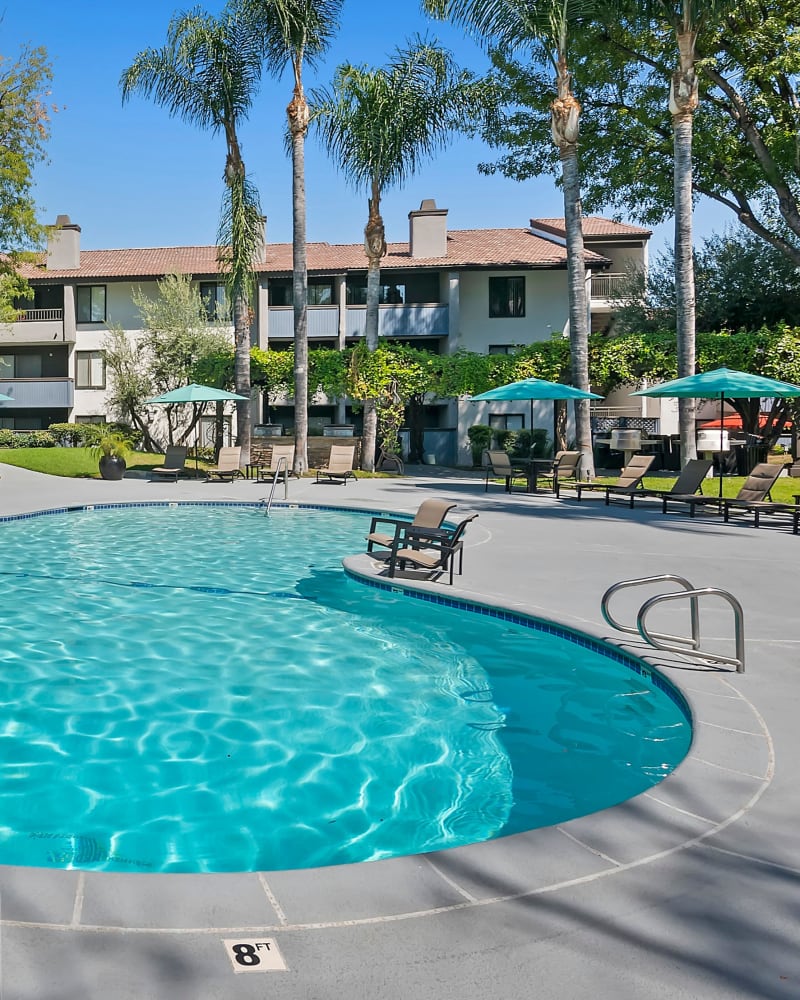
left=456, top=269, right=569, bottom=352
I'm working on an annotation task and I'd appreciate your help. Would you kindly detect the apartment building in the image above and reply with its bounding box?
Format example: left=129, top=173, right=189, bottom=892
left=9, top=202, right=650, bottom=464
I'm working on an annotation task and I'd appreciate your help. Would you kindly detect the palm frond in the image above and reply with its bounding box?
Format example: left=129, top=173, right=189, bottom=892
left=217, top=176, right=264, bottom=305
left=310, top=36, right=485, bottom=193
left=237, top=0, right=344, bottom=74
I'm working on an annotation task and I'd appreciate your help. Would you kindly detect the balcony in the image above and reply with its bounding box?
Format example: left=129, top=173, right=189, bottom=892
left=268, top=306, right=339, bottom=340
left=8, top=309, right=70, bottom=344
left=0, top=379, right=74, bottom=408
left=590, top=272, right=626, bottom=302
left=345, top=305, right=448, bottom=339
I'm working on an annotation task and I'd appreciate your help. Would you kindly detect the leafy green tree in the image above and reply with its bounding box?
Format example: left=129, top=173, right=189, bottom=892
left=425, top=0, right=608, bottom=478
left=613, top=227, right=800, bottom=335
left=0, top=43, right=55, bottom=320
left=121, top=7, right=265, bottom=464
left=241, top=0, right=343, bottom=476
left=312, top=36, right=484, bottom=470
left=103, top=274, right=231, bottom=450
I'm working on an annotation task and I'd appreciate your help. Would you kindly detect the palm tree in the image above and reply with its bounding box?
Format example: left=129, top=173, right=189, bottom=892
left=640, top=0, right=736, bottom=464
left=312, top=37, right=482, bottom=470
left=425, top=0, right=602, bottom=478
left=240, top=0, right=343, bottom=475
left=121, top=8, right=264, bottom=465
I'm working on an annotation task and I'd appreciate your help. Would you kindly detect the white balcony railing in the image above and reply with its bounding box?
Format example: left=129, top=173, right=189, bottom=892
left=16, top=308, right=63, bottom=322
left=590, top=273, right=626, bottom=300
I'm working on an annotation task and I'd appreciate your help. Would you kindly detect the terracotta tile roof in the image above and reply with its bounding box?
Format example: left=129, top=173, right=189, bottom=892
left=19, top=227, right=611, bottom=282
left=530, top=216, right=652, bottom=239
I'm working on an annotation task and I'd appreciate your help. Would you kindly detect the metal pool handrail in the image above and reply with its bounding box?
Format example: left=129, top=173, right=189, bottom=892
left=601, top=573, right=745, bottom=673
left=263, top=457, right=289, bottom=516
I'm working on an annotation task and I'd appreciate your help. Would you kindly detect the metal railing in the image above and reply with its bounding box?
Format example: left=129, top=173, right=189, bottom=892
left=262, top=456, right=289, bottom=515
left=15, top=308, right=63, bottom=322
left=590, top=272, right=626, bottom=299
left=601, top=573, right=745, bottom=672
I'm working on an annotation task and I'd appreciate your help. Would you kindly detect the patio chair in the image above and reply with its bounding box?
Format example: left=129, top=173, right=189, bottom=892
left=366, top=499, right=456, bottom=554
left=316, top=444, right=357, bottom=485
left=387, top=513, right=478, bottom=585
left=205, top=446, right=244, bottom=482
left=562, top=454, right=655, bottom=507
left=663, top=462, right=782, bottom=518
left=484, top=450, right=528, bottom=493
left=150, top=445, right=187, bottom=482
left=256, top=443, right=296, bottom=483
left=632, top=458, right=713, bottom=507
left=534, top=450, right=582, bottom=497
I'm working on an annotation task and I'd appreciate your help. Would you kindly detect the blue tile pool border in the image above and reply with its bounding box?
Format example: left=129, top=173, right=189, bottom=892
left=343, top=563, right=693, bottom=725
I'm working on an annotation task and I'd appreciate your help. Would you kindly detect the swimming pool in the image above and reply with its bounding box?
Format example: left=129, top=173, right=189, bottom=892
left=0, top=503, right=691, bottom=873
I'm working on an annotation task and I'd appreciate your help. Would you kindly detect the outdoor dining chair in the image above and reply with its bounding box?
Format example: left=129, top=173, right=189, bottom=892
left=366, top=499, right=456, bottom=554
left=387, top=513, right=479, bottom=586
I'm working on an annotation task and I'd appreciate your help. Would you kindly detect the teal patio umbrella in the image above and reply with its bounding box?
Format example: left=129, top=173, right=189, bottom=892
left=471, top=377, right=602, bottom=453
left=0, top=391, right=13, bottom=402
left=146, top=383, right=249, bottom=476
left=632, top=367, right=800, bottom=496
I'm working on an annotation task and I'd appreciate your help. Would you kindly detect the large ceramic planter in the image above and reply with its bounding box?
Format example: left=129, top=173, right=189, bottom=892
left=98, top=456, right=127, bottom=481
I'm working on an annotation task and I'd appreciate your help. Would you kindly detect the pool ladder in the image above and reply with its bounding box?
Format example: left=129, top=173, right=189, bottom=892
left=601, top=574, right=745, bottom=673
left=262, top=457, right=289, bottom=516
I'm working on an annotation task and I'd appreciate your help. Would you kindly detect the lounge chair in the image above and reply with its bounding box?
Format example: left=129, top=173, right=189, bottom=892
left=316, top=444, right=357, bottom=484
left=562, top=454, right=655, bottom=507
left=366, top=499, right=456, bottom=554
left=388, top=513, right=478, bottom=585
left=534, top=450, right=582, bottom=497
left=150, top=445, right=187, bottom=482
left=631, top=458, right=713, bottom=506
left=205, top=446, right=244, bottom=482
left=663, top=462, right=783, bottom=518
left=484, top=450, right=528, bottom=493
left=256, top=443, right=295, bottom=483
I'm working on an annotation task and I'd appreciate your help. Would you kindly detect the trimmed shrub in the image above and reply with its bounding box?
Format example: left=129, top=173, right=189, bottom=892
left=47, top=422, right=104, bottom=447
left=467, top=424, right=493, bottom=466
left=13, top=431, right=56, bottom=448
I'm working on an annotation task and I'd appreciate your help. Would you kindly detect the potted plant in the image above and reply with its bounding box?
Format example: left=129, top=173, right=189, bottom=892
left=91, top=431, right=133, bottom=481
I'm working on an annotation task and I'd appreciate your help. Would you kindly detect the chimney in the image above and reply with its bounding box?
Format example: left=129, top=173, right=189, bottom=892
left=47, top=215, right=81, bottom=270
left=253, top=215, right=268, bottom=265
left=408, top=199, right=448, bottom=258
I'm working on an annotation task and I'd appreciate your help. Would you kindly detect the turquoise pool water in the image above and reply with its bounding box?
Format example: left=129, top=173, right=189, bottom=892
left=0, top=504, right=691, bottom=873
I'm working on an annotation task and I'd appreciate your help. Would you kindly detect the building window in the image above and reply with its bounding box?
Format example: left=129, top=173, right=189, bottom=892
left=75, top=415, right=106, bottom=425
left=75, top=350, right=106, bottom=389
left=489, top=413, right=525, bottom=430
left=0, top=354, right=43, bottom=377
left=270, top=279, right=335, bottom=306
left=308, top=282, right=334, bottom=305
left=76, top=286, right=107, bottom=323
left=199, top=282, right=229, bottom=320
left=489, top=276, right=525, bottom=318
left=488, top=345, right=517, bottom=355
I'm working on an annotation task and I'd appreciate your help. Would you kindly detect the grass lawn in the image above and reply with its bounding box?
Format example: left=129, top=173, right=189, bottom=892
left=0, top=447, right=200, bottom=479
left=0, top=447, right=396, bottom=480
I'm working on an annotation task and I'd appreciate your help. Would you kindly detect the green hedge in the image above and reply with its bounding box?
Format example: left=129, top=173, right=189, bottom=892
left=0, top=430, right=56, bottom=448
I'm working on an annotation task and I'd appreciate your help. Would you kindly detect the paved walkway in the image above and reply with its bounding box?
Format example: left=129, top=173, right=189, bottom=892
left=0, top=462, right=797, bottom=999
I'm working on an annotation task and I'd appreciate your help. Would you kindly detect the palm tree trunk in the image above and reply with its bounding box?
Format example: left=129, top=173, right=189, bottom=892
left=671, top=43, right=699, bottom=464
left=552, top=57, right=594, bottom=479
left=289, top=80, right=309, bottom=475
left=233, top=287, right=251, bottom=465
left=361, top=183, right=387, bottom=472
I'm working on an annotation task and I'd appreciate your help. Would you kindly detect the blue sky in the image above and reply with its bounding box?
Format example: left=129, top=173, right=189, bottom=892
left=6, top=0, right=731, bottom=255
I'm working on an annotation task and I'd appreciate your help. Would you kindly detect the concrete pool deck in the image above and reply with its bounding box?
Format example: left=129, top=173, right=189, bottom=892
left=0, top=461, right=797, bottom=999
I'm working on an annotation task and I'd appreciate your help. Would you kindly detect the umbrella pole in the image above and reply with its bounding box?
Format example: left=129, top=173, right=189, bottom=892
left=718, top=392, right=725, bottom=498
